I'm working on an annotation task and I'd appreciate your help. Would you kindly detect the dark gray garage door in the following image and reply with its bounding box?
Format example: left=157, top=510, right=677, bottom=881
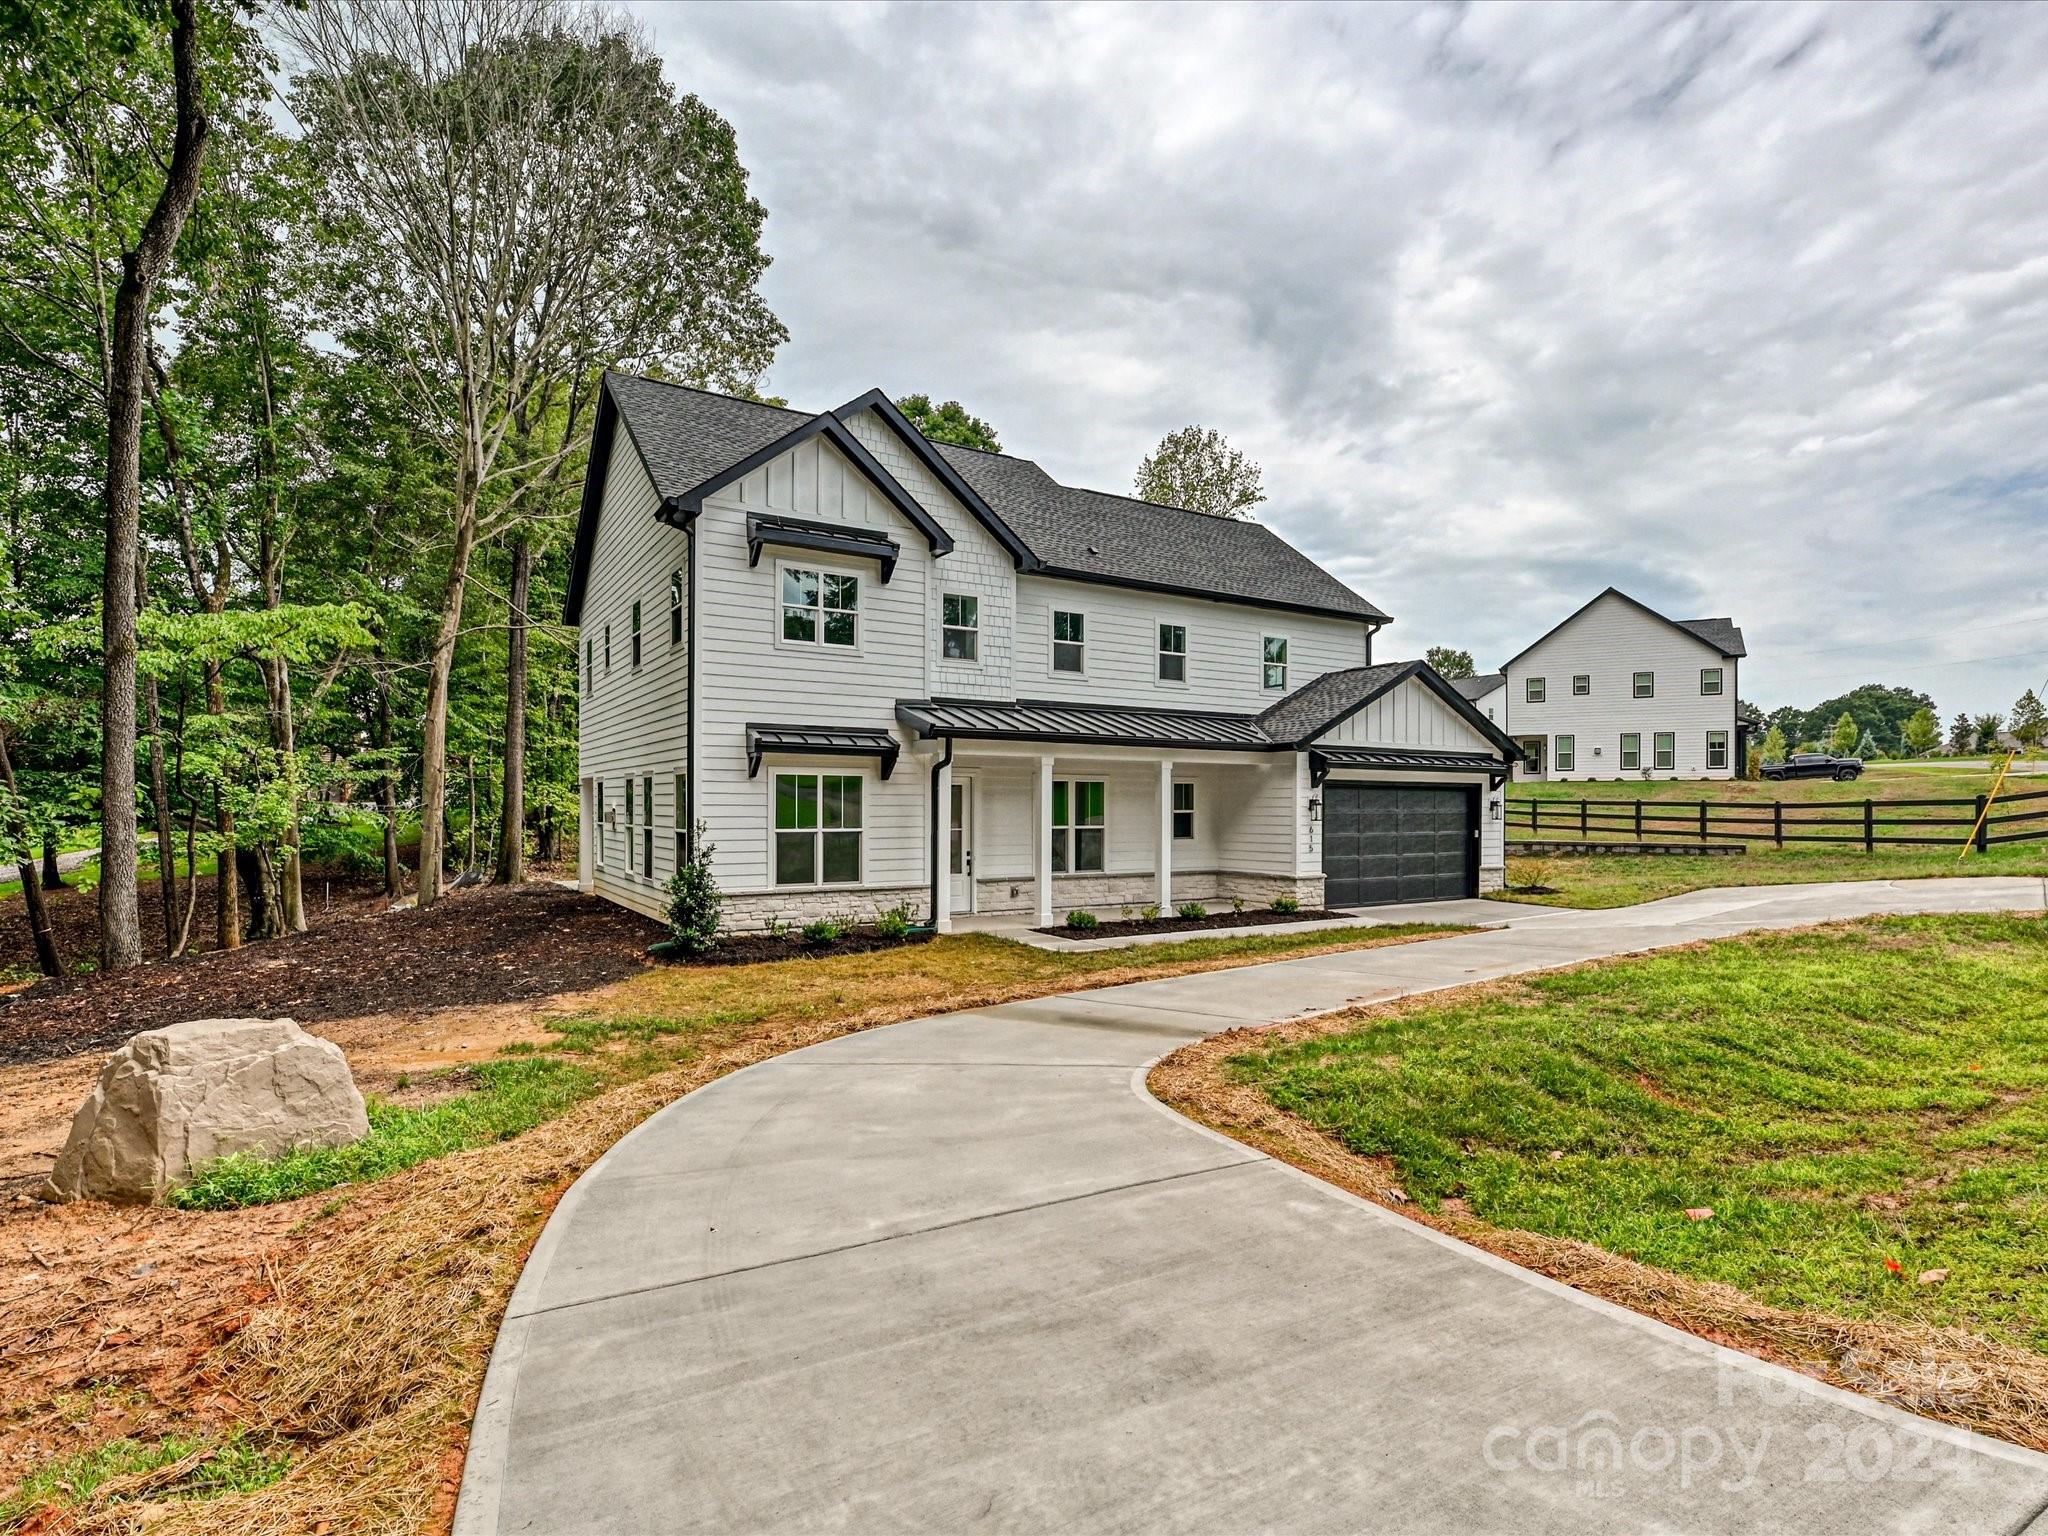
left=1321, top=783, right=1474, bottom=906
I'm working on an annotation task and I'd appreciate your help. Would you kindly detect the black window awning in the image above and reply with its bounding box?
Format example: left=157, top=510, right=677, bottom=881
left=746, top=723, right=900, bottom=780
left=747, top=513, right=900, bottom=583
left=1310, top=748, right=1508, bottom=787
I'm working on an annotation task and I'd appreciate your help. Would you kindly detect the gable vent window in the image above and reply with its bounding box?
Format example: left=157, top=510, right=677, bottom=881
left=782, top=566, right=858, bottom=648
left=1572, top=674, right=1590, bottom=696
left=1525, top=676, right=1546, bottom=703
left=669, top=571, right=683, bottom=646
left=942, top=593, right=979, bottom=661
left=1052, top=610, right=1085, bottom=674
left=1158, top=623, right=1187, bottom=683
left=1700, top=666, right=1723, bottom=696
left=1262, top=636, right=1288, bottom=691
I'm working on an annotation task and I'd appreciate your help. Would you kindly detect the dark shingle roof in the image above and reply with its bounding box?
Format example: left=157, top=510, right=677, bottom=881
left=1674, top=618, right=1746, bottom=657
left=1252, top=661, right=1416, bottom=744
left=1450, top=672, right=1505, bottom=701
left=596, top=373, right=1387, bottom=625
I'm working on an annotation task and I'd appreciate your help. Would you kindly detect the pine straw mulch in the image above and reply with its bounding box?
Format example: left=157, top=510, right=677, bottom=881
left=2, top=924, right=1466, bottom=1535
left=1148, top=1001, right=2048, bottom=1457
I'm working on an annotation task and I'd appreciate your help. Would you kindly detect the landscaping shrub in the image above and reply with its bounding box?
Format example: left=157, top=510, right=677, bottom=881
left=1176, top=901, right=1208, bottom=920
left=1271, top=895, right=1300, bottom=914
left=1140, top=903, right=1162, bottom=921
left=1065, top=909, right=1100, bottom=930
left=802, top=916, right=846, bottom=946
left=873, top=902, right=916, bottom=939
left=1230, top=896, right=1246, bottom=915
left=664, top=822, right=721, bottom=955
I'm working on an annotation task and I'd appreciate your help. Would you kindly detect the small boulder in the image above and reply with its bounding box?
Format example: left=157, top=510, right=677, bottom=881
left=43, top=1018, right=368, bottom=1205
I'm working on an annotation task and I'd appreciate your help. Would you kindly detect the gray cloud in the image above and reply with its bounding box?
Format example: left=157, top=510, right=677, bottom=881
left=633, top=0, right=2048, bottom=714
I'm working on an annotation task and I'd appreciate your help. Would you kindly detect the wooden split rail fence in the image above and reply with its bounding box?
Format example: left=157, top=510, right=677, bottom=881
left=1508, top=788, right=2048, bottom=853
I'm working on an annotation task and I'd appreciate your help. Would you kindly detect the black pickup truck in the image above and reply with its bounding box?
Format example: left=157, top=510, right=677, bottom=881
left=1763, top=752, right=1864, bottom=782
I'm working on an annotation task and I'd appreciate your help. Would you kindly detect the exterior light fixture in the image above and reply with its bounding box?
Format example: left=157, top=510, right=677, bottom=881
left=1308, top=797, right=1322, bottom=824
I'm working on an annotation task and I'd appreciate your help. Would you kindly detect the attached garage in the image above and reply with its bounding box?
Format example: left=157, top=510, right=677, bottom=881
left=1320, top=781, right=1478, bottom=906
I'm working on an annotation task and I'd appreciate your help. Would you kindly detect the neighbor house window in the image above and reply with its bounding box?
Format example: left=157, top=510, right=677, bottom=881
left=781, top=566, right=858, bottom=647
left=1620, top=733, right=1641, bottom=770
left=1654, top=732, right=1675, bottom=770
left=1051, top=779, right=1104, bottom=873
left=1052, top=610, right=1085, bottom=673
left=669, top=571, right=683, bottom=646
left=1172, top=781, right=1195, bottom=840
left=631, top=601, right=642, bottom=668
left=1554, top=735, right=1575, bottom=772
left=1707, top=730, right=1729, bottom=771
left=942, top=593, right=979, bottom=661
left=641, top=775, right=654, bottom=877
left=673, top=772, right=689, bottom=865
left=1262, top=636, right=1288, bottom=690
left=1572, top=674, right=1590, bottom=696
left=1701, top=666, right=1723, bottom=696
left=1634, top=671, right=1655, bottom=698
left=774, top=772, right=862, bottom=885
left=1526, top=676, right=1546, bottom=703
left=1157, top=623, right=1187, bottom=683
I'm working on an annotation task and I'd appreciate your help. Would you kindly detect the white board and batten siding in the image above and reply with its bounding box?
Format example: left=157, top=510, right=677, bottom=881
left=1503, top=592, right=1739, bottom=780
left=576, top=431, right=692, bottom=919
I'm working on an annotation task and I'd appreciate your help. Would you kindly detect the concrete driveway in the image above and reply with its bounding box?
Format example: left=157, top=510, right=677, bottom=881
left=458, top=878, right=2048, bottom=1536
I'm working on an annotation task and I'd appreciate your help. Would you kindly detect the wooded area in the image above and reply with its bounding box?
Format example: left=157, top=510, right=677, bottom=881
left=0, top=0, right=787, bottom=976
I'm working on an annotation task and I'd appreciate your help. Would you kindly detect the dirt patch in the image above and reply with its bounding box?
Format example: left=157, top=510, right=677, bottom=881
left=1034, top=908, right=1346, bottom=940
left=1150, top=1011, right=2048, bottom=1455
left=0, top=884, right=662, bottom=1070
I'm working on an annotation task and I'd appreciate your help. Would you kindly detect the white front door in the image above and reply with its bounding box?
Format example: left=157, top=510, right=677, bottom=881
left=949, top=777, right=975, bottom=912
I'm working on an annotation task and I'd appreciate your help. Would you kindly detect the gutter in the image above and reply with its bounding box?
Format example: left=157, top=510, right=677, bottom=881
left=928, top=736, right=954, bottom=928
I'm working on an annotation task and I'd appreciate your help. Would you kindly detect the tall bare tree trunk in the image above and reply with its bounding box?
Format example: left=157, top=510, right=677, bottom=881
left=138, top=562, right=177, bottom=955
left=0, top=732, right=62, bottom=978
left=97, top=0, right=210, bottom=972
left=417, top=486, right=479, bottom=908
left=250, top=292, right=304, bottom=933
left=494, top=534, right=529, bottom=884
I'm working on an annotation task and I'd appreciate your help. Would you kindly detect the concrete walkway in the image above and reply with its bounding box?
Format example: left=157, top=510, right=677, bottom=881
left=458, top=878, right=2048, bottom=1536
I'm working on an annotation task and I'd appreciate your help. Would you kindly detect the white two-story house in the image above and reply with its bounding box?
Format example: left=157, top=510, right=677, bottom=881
left=1476, top=588, right=1747, bottom=781
left=565, top=373, right=1518, bottom=931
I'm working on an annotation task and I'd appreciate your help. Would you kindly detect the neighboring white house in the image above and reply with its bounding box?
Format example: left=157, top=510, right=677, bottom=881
left=564, top=373, right=1519, bottom=931
left=1478, top=588, right=1747, bottom=781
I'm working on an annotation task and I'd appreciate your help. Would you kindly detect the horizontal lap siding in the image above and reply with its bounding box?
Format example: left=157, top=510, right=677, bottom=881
left=578, top=435, right=692, bottom=920
left=1504, top=593, right=1738, bottom=780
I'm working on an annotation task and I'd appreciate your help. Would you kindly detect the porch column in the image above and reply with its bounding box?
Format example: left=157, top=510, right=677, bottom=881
left=1156, top=758, right=1174, bottom=910
left=933, top=755, right=953, bottom=935
left=1035, top=754, right=1055, bottom=926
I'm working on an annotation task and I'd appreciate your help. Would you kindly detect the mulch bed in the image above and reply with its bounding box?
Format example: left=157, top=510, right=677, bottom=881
left=1035, top=908, right=1346, bottom=940
left=665, top=928, right=934, bottom=967
left=0, top=882, right=663, bottom=1069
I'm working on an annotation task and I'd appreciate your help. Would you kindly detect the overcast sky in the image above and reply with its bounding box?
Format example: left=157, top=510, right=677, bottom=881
left=631, top=0, right=2048, bottom=716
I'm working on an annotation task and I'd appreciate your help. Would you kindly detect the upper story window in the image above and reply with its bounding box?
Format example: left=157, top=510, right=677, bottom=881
left=603, top=624, right=611, bottom=670
left=669, top=571, right=683, bottom=646
left=1634, top=670, right=1655, bottom=698
left=1700, top=666, right=1723, bottom=696
left=631, top=601, right=642, bottom=668
left=1262, top=636, right=1288, bottom=690
left=1052, top=610, right=1085, bottom=674
left=942, top=593, right=979, bottom=661
left=782, top=565, right=858, bottom=648
left=583, top=638, right=592, bottom=694
left=1572, top=674, right=1590, bottom=695
left=1157, top=623, right=1187, bottom=683
left=1525, top=675, right=1546, bottom=703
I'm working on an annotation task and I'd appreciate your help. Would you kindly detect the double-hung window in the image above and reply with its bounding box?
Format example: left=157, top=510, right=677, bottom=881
left=1572, top=674, right=1590, bottom=695
left=782, top=566, right=858, bottom=647
left=1634, top=670, right=1655, bottom=699
left=1700, top=666, right=1723, bottom=696
left=1706, top=730, right=1729, bottom=771
left=1619, top=733, right=1641, bottom=771
left=1526, top=676, right=1547, bottom=703
left=1554, top=735, right=1576, bottom=772
left=1052, top=610, right=1085, bottom=673
left=1157, top=623, right=1187, bottom=683
left=942, top=593, right=979, bottom=661
left=1051, top=779, right=1104, bottom=873
left=774, top=772, right=863, bottom=885
left=673, top=772, right=690, bottom=865
left=641, top=775, right=654, bottom=876
left=631, top=601, right=642, bottom=668
left=669, top=571, right=683, bottom=646
left=1262, top=636, right=1288, bottom=690
left=1654, top=732, right=1675, bottom=771
left=594, top=781, right=606, bottom=867
left=1171, top=781, right=1195, bottom=840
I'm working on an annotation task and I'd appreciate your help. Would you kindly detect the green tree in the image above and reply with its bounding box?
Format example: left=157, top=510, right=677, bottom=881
left=1855, top=728, right=1882, bottom=761
left=1949, top=711, right=1976, bottom=753
left=895, top=394, right=1000, bottom=452
left=1134, top=425, right=1264, bottom=518
left=1759, top=726, right=1788, bottom=765
left=1424, top=646, right=1475, bottom=680
left=1973, top=712, right=2006, bottom=752
left=1828, top=711, right=1859, bottom=757
left=1901, top=707, right=1939, bottom=757
left=2011, top=690, right=2046, bottom=750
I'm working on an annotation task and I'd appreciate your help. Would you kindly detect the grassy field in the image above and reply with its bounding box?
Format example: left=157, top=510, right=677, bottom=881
left=1509, top=762, right=2032, bottom=807
left=1222, top=914, right=2048, bottom=1355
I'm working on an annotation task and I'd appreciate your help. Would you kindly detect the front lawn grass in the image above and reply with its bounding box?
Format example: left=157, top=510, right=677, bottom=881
left=0, top=1430, right=291, bottom=1527
left=1225, top=914, right=2048, bottom=1353
left=1498, top=841, right=2048, bottom=908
